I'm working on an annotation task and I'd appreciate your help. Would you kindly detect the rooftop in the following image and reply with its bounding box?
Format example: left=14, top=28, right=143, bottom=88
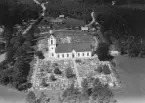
left=55, top=43, right=92, bottom=53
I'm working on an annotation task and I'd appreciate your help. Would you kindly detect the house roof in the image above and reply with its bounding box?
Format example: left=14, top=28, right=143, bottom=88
left=55, top=43, right=92, bottom=53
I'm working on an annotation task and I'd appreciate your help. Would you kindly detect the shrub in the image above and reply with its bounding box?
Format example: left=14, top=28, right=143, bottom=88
left=54, top=67, right=62, bottom=75
left=102, top=65, right=111, bottom=75
left=95, top=65, right=103, bottom=73
left=41, top=78, right=49, bottom=87
left=65, top=67, right=75, bottom=78
left=35, top=51, right=45, bottom=59
left=81, top=78, right=88, bottom=89
left=26, top=91, right=36, bottom=103
left=49, top=74, right=57, bottom=81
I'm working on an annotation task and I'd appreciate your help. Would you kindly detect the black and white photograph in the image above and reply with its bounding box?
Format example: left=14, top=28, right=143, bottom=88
left=0, top=0, right=145, bottom=103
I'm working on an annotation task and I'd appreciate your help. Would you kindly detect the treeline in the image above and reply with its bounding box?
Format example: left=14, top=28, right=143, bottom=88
left=0, top=0, right=40, bottom=31
left=0, top=24, right=40, bottom=91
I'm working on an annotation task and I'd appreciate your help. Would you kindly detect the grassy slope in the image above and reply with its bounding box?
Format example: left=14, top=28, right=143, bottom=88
left=0, top=85, right=27, bottom=103
left=114, top=55, right=145, bottom=103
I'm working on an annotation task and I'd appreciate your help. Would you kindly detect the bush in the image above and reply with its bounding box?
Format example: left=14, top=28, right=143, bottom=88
left=41, top=78, right=49, bottom=87
left=17, top=82, right=32, bottom=91
left=35, top=51, right=45, bottom=59
left=26, top=91, right=36, bottom=103
left=65, top=67, right=75, bottom=78
left=49, top=74, right=57, bottom=81
left=102, top=65, right=111, bottom=75
left=95, top=42, right=114, bottom=61
left=81, top=78, right=88, bottom=89
left=54, top=67, right=62, bottom=75
left=95, top=65, right=103, bottom=73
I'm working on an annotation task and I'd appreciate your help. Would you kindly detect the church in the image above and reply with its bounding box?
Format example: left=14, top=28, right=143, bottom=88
left=45, top=30, right=98, bottom=60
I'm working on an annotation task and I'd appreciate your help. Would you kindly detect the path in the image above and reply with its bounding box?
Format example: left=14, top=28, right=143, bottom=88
left=31, top=56, right=39, bottom=89
left=72, top=59, right=82, bottom=88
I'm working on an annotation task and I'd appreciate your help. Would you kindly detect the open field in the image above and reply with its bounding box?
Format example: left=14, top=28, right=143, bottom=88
left=0, top=85, right=27, bottom=103
left=114, top=55, right=145, bottom=103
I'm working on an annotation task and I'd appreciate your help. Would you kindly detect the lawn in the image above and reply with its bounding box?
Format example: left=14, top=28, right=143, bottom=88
left=113, top=55, right=145, bottom=103
left=0, top=85, right=27, bottom=103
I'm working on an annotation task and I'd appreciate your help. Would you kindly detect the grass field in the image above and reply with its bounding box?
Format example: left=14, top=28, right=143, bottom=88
left=0, top=53, right=5, bottom=63
left=0, top=85, right=27, bottom=103
left=114, top=55, right=145, bottom=103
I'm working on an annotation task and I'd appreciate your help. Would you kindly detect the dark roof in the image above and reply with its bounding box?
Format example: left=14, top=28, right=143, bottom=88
left=55, top=43, right=92, bottom=53
left=64, top=17, right=86, bottom=27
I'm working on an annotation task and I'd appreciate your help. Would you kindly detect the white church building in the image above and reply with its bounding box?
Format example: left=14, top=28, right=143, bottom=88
left=45, top=30, right=97, bottom=60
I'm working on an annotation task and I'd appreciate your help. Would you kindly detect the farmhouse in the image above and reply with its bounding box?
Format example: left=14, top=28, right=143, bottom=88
left=45, top=30, right=98, bottom=60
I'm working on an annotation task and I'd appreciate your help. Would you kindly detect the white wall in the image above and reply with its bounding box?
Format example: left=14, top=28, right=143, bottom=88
left=77, top=52, right=91, bottom=58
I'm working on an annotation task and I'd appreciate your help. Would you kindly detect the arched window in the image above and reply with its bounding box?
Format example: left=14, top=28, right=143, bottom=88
left=62, top=54, right=64, bottom=58
left=52, top=53, right=54, bottom=56
left=51, top=39, right=53, bottom=44
left=87, top=52, right=89, bottom=56
left=67, top=54, right=69, bottom=57
left=78, top=53, right=80, bottom=57
left=82, top=53, right=84, bottom=56
left=58, top=54, right=59, bottom=58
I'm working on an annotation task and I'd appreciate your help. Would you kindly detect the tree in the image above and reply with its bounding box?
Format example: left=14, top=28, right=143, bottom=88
left=26, top=91, right=36, bottom=103
left=54, top=67, right=62, bottom=75
left=95, top=42, right=114, bottom=61
left=35, top=51, right=45, bottom=59
left=6, top=47, right=16, bottom=62
left=49, top=74, right=57, bottom=81
left=91, top=78, right=115, bottom=103
left=36, top=92, right=49, bottom=103
left=92, top=78, right=102, bottom=88
left=81, top=78, right=89, bottom=98
left=102, top=64, right=111, bottom=75
left=65, top=67, right=75, bottom=78
left=62, top=82, right=80, bottom=98
left=81, top=78, right=88, bottom=89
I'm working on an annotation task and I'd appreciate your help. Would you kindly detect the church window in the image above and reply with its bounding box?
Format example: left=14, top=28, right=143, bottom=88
left=52, top=53, right=54, bottom=56
left=67, top=54, right=69, bottom=57
left=82, top=53, right=84, bottom=56
left=51, top=39, right=53, bottom=44
left=87, top=52, right=89, bottom=56
left=58, top=54, right=59, bottom=58
left=62, top=54, right=64, bottom=58
left=78, top=53, right=80, bottom=57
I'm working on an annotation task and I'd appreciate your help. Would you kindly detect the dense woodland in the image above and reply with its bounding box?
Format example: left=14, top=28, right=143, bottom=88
left=0, top=0, right=145, bottom=92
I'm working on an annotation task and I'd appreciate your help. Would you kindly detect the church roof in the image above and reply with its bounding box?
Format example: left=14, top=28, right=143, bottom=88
left=55, top=43, right=92, bottom=53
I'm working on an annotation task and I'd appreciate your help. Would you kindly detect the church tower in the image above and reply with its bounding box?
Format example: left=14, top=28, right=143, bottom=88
left=48, top=30, right=56, bottom=58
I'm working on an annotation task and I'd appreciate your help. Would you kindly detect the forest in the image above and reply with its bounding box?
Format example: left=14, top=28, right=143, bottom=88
left=0, top=0, right=145, bottom=91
